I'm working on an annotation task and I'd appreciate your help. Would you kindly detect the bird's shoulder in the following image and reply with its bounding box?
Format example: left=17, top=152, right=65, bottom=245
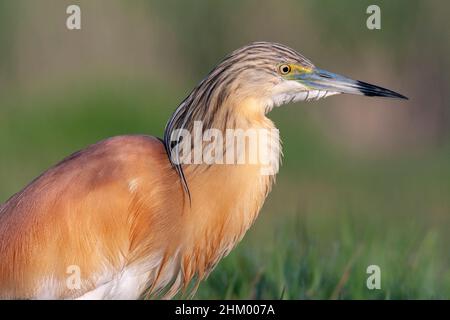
left=58, top=134, right=167, bottom=167
left=0, top=135, right=170, bottom=214
left=48, top=134, right=168, bottom=179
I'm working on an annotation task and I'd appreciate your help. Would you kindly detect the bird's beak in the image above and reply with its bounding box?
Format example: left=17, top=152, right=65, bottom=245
left=292, top=67, right=408, bottom=100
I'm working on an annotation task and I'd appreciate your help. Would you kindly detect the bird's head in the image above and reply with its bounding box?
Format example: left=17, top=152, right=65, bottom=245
left=166, top=42, right=407, bottom=135
left=214, top=42, right=407, bottom=114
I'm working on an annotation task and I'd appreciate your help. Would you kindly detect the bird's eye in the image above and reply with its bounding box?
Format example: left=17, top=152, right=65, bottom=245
left=279, top=64, right=291, bottom=75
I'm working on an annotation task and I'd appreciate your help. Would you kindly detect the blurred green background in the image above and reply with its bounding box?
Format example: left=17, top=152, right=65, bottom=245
left=0, top=0, right=449, bottom=299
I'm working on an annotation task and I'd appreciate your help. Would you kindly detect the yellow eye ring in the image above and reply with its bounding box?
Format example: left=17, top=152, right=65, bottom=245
left=279, top=64, right=291, bottom=75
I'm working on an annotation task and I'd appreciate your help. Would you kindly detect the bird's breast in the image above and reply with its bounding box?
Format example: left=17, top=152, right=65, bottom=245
left=176, top=161, right=275, bottom=285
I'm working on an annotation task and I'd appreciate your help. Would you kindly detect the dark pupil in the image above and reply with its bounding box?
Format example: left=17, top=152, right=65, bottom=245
left=282, top=66, right=289, bottom=73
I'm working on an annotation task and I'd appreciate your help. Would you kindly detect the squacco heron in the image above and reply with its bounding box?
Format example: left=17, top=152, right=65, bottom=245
left=0, top=42, right=406, bottom=299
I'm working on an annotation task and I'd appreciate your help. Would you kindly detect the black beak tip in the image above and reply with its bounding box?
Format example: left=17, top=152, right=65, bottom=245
left=357, top=80, right=408, bottom=100
left=397, top=93, right=409, bottom=100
